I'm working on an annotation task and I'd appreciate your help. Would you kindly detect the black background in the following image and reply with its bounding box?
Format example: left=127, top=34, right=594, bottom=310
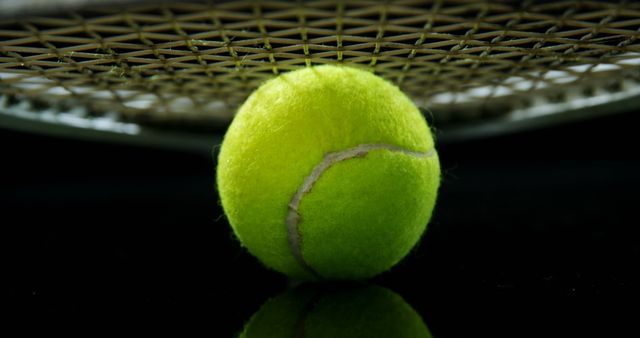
left=4, top=112, right=639, bottom=336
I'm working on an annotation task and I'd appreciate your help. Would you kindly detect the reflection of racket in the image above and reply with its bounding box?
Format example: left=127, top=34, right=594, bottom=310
left=1, top=0, right=639, bottom=152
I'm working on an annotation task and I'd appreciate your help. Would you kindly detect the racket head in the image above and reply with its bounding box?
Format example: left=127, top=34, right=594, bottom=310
left=1, top=0, right=639, bottom=151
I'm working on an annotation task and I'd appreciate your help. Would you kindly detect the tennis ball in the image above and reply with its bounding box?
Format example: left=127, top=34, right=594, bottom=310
left=239, top=284, right=432, bottom=338
left=217, top=65, right=440, bottom=280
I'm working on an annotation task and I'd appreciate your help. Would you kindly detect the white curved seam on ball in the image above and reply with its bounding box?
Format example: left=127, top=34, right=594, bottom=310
left=286, top=143, right=435, bottom=277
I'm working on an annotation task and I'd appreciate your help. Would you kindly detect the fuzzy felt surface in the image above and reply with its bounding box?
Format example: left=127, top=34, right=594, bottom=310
left=217, top=65, right=440, bottom=280
left=299, top=149, right=440, bottom=279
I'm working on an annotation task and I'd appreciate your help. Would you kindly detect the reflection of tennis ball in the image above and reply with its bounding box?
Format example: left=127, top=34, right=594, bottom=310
left=217, top=65, right=440, bottom=280
left=240, top=285, right=432, bottom=338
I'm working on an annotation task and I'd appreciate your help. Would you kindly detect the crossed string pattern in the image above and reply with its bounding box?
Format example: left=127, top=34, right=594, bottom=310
left=0, top=0, right=639, bottom=131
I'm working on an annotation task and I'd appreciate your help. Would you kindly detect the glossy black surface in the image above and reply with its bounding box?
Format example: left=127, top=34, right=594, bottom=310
left=4, top=112, right=639, bottom=335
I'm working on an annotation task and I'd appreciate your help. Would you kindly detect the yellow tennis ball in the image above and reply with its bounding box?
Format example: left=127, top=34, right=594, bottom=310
left=240, top=284, right=432, bottom=338
left=217, top=65, right=440, bottom=280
